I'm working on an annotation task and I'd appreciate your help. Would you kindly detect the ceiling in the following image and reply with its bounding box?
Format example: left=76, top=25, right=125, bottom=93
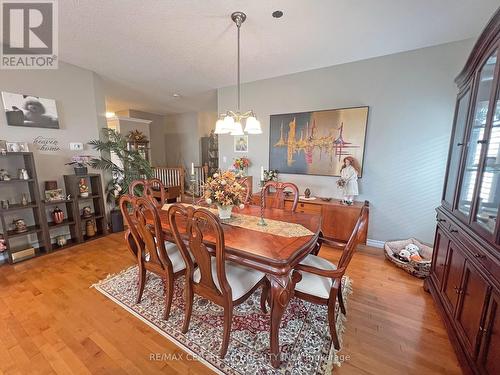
left=59, top=1, right=499, bottom=114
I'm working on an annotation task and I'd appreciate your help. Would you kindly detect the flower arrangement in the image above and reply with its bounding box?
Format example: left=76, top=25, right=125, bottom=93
left=66, top=155, right=92, bottom=168
left=203, top=171, right=246, bottom=208
left=233, top=157, right=250, bottom=170
left=336, top=178, right=346, bottom=188
left=264, top=169, right=279, bottom=182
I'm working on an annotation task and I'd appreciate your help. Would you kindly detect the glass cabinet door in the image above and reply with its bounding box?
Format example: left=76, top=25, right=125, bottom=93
left=457, top=52, right=498, bottom=218
left=474, top=77, right=500, bottom=233
left=443, top=89, right=471, bottom=208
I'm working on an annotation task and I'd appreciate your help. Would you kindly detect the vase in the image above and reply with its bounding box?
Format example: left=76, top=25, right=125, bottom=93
left=217, top=205, right=233, bottom=220
left=74, top=166, right=88, bottom=176
left=110, top=209, right=124, bottom=233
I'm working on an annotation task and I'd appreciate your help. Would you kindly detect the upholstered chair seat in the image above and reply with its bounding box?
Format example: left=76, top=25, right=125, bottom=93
left=295, top=254, right=337, bottom=299
left=194, top=258, right=265, bottom=301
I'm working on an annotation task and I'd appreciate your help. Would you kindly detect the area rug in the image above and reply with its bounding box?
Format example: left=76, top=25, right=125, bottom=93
left=92, top=266, right=352, bottom=374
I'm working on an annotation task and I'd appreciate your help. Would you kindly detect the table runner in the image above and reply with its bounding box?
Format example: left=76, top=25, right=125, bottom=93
left=162, top=204, right=314, bottom=238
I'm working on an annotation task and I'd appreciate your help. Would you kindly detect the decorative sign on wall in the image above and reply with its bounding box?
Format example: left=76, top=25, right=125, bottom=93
left=269, top=106, right=369, bottom=177
left=2, top=92, right=60, bottom=129
left=33, top=136, right=60, bottom=152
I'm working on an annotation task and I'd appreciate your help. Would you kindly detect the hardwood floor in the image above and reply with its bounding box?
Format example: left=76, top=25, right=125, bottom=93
left=0, top=233, right=461, bottom=375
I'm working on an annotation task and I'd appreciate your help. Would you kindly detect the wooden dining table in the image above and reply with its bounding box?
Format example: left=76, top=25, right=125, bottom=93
left=154, top=203, right=321, bottom=368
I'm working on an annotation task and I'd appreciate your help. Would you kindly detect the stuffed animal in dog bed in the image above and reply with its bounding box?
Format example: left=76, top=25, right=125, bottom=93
left=396, top=244, right=423, bottom=262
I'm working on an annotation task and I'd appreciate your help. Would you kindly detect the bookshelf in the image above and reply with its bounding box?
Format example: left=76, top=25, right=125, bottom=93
left=63, top=174, right=108, bottom=243
left=0, top=152, right=49, bottom=263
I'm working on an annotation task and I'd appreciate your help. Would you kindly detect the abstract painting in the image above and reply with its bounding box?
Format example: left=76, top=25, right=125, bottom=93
left=1, top=92, right=60, bottom=129
left=269, top=106, right=368, bottom=177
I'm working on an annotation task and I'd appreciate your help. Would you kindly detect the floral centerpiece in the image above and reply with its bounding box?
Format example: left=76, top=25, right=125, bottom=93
left=233, top=157, right=250, bottom=176
left=203, top=171, right=246, bottom=219
left=264, top=169, right=279, bottom=182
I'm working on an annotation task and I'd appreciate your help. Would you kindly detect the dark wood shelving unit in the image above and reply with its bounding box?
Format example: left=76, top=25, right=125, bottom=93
left=0, top=154, right=109, bottom=264
left=0, top=152, right=49, bottom=263
left=64, top=174, right=107, bottom=243
left=47, top=219, right=75, bottom=229
left=42, top=196, right=78, bottom=251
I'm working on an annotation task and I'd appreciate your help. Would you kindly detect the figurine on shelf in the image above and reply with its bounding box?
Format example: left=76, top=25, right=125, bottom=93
left=79, top=178, right=89, bottom=197
left=21, top=193, right=28, bottom=206
left=0, top=169, right=10, bottom=181
left=51, top=206, right=64, bottom=224
left=0, top=236, right=6, bottom=252
left=12, top=218, right=27, bottom=233
left=82, top=206, right=92, bottom=218
left=337, top=156, right=360, bottom=205
left=18, top=168, right=29, bottom=180
left=55, top=235, right=67, bottom=247
left=85, top=219, right=96, bottom=237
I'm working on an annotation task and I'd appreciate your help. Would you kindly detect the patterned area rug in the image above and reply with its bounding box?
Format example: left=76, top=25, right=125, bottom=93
left=93, top=266, right=352, bottom=374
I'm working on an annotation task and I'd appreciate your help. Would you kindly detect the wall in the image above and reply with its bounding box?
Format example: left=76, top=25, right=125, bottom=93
left=0, top=61, right=107, bottom=193
left=218, top=39, right=474, bottom=243
left=164, top=111, right=217, bottom=171
left=0, top=62, right=106, bottom=256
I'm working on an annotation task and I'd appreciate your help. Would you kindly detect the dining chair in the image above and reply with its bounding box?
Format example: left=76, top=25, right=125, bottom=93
left=120, top=194, right=188, bottom=320
left=168, top=204, right=266, bottom=358
left=129, top=178, right=167, bottom=208
left=262, top=181, right=299, bottom=211
left=239, top=176, right=252, bottom=204
left=289, top=205, right=368, bottom=350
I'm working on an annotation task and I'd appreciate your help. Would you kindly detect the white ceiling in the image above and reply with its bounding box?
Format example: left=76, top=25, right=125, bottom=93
left=59, top=0, right=499, bottom=114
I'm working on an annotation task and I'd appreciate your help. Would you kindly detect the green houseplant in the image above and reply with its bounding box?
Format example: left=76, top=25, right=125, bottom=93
left=89, top=128, right=153, bottom=231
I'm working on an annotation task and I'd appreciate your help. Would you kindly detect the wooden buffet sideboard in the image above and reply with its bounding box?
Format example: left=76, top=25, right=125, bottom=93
left=251, top=193, right=369, bottom=245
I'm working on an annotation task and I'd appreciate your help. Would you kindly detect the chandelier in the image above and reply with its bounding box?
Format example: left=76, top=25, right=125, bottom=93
left=214, top=12, right=262, bottom=135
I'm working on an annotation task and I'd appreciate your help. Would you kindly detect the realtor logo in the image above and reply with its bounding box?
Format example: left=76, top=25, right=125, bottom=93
left=1, top=0, right=58, bottom=69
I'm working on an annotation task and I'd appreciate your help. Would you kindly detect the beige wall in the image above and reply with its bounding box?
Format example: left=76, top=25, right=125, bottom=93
left=0, top=62, right=107, bottom=253
left=0, top=61, right=107, bottom=194
left=218, top=39, right=474, bottom=243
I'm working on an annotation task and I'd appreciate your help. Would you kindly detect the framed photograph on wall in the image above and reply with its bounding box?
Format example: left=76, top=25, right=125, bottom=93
left=234, top=135, right=248, bottom=153
left=269, top=106, right=369, bottom=177
left=1, top=92, right=60, bottom=129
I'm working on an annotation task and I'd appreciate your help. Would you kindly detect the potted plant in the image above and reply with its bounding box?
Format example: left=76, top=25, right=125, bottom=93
left=88, top=128, right=153, bottom=232
left=66, top=155, right=91, bottom=175
left=263, top=169, right=279, bottom=182
left=203, top=170, right=245, bottom=219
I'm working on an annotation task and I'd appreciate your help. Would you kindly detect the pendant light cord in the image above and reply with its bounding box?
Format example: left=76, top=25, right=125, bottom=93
left=237, top=20, right=241, bottom=112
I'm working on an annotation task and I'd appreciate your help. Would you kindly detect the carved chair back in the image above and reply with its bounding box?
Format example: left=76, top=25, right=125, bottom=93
left=336, top=205, right=369, bottom=276
left=119, top=194, right=139, bottom=260
left=239, top=177, right=252, bottom=204
left=168, top=204, right=231, bottom=302
left=262, top=181, right=299, bottom=211
left=125, top=195, right=173, bottom=274
left=129, top=178, right=167, bottom=208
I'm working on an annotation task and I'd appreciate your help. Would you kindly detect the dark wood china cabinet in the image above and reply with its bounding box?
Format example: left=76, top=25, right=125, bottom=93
left=424, top=8, right=500, bottom=375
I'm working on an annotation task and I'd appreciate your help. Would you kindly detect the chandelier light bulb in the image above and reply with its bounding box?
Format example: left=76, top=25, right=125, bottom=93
left=214, top=119, right=227, bottom=134
left=244, top=116, right=262, bottom=134
left=231, top=121, right=244, bottom=136
left=222, top=116, right=235, bottom=133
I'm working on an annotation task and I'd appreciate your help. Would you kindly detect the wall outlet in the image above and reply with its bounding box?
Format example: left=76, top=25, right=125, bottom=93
left=70, top=142, right=83, bottom=151
left=222, top=156, right=227, bottom=163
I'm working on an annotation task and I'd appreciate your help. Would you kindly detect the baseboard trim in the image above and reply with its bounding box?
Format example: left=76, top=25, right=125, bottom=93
left=366, top=239, right=385, bottom=248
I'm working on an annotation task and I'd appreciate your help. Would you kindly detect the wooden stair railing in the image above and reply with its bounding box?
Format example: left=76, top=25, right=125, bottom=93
left=152, top=167, right=185, bottom=196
